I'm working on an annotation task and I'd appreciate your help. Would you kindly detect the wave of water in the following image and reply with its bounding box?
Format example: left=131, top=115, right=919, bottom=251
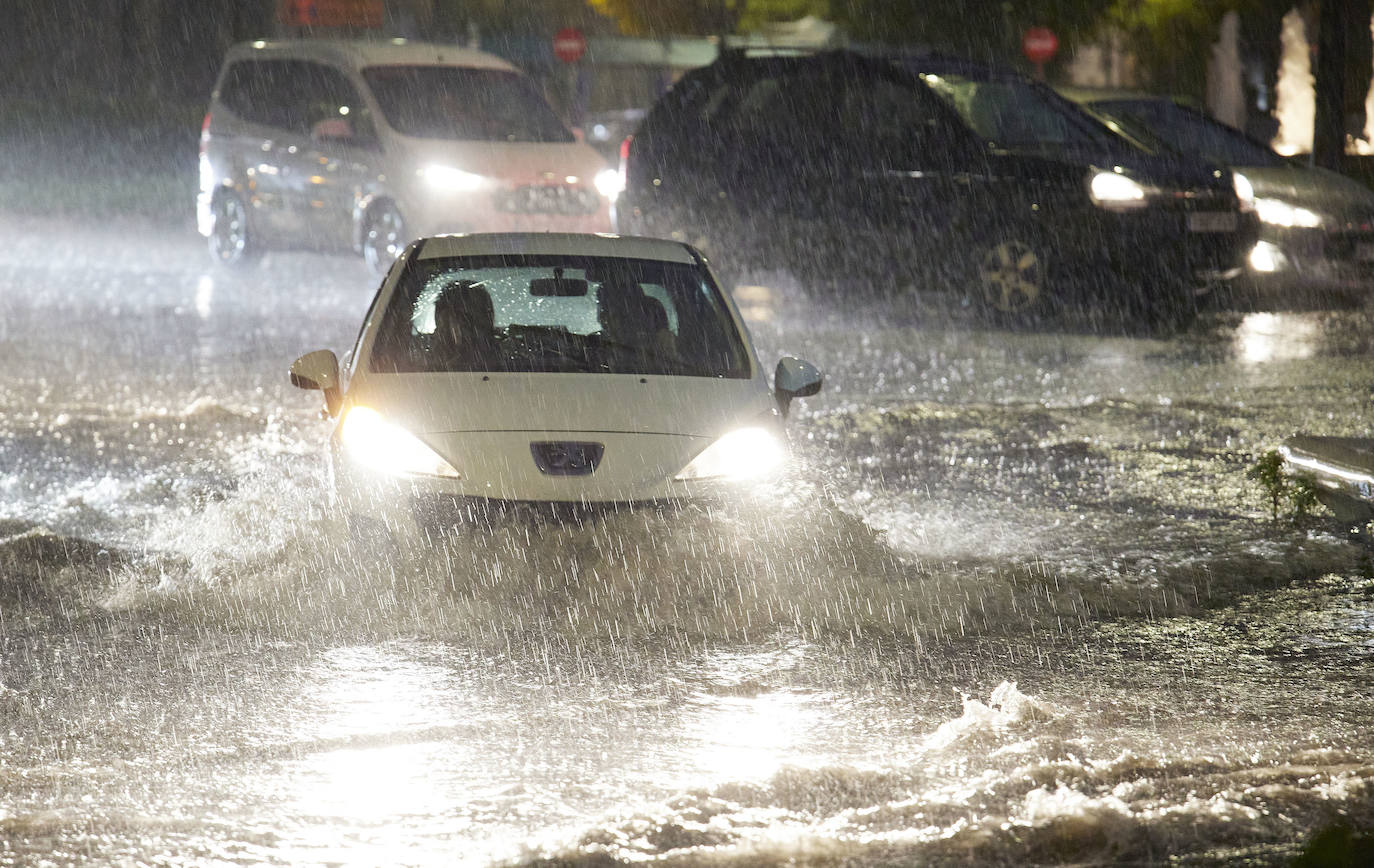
left=504, top=680, right=1373, bottom=867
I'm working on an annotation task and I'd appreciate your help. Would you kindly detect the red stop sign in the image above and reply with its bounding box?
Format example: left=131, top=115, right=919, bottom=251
left=553, top=28, right=587, bottom=64
left=1021, top=27, right=1059, bottom=65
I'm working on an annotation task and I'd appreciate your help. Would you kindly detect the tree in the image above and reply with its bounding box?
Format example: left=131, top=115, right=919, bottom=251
left=585, top=0, right=742, bottom=36
left=432, top=0, right=607, bottom=37
left=829, top=0, right=1104, bottom=67
left=585, top=0, right=829, bottom=37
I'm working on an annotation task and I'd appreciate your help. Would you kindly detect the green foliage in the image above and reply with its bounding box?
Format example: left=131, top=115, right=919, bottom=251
left=829, top=0, right=1104, bottom=66
left=1289, top=473, right=1322, bottom=522
left=586, top=0, right=744, bottom=36
left=1246, top=449, right=1286, bottom=521
left=1246, top=449, right=1325, bottom=524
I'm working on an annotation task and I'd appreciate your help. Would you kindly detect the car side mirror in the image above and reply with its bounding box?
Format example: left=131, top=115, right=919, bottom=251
left=290, top=349, right=342, bottom=416
left=774, top=356, right=822, bottom=418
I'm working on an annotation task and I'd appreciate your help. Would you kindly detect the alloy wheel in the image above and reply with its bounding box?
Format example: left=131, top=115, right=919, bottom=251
left=363, top=204, right=406, bottom=275
left=209, top=193, right=252, bottom=266
left=977, top=241, right=1045, bottom=313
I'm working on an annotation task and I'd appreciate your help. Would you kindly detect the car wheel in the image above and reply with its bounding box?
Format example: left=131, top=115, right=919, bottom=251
left=361, top=201, right=407, bottom=276
left=208, top=191, right=260, bottom=268
left=974, top=240, right=1049, bottom=317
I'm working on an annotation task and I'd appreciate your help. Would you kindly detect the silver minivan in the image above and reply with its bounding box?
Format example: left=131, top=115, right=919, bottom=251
left=198, top=38, right=616, bottom=273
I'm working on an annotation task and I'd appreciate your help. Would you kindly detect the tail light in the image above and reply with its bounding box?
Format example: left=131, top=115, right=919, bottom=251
left=199, top=112, right=212, bottom=156
left=617, top=135, right=632, bottom=192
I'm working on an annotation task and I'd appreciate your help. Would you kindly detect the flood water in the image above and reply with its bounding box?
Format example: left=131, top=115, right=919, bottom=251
left=3, top=216, right=1373, bottom=866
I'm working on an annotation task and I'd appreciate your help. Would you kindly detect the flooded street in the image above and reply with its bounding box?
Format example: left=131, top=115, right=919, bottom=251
left=3, top=216, right=1374, bottom=866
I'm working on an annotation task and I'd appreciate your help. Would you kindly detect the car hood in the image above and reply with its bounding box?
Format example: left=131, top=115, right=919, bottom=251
left=1239, top=164, right=1374, bottom=221
left=399, top=139, right=608, bottom=187
left=345, top=371, right=775, bottom=438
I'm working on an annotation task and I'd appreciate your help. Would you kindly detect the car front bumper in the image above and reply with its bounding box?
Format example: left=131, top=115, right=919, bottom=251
left=1240, top=226, right=1374, bottom=301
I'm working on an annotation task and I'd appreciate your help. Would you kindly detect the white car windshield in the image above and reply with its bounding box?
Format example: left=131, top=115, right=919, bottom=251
left=369, top=255, right=752, bottom=377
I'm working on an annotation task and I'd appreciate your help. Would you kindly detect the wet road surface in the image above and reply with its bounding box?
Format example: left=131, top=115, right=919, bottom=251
left=3, top=216, right=1374, bottom=866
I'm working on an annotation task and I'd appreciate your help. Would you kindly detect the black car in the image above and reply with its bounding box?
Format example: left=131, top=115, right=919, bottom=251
left=1067, top=92, right=1374, bottom=304
left=615, top=49, right=1258, bottom=327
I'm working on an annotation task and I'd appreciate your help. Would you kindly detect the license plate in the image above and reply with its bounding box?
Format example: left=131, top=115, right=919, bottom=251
left=1188, top=211, right=1238, bottom=232
left=1356, top=241, right=1374, bottom=262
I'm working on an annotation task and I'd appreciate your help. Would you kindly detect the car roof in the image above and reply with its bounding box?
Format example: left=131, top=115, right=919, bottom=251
left=225, top=38, right=518, bottom=73
left=897, top=51, right=1024, bottom=79
left=414, top=233, right=700, bottom=264
left=709, top=47, right=918, bottom=81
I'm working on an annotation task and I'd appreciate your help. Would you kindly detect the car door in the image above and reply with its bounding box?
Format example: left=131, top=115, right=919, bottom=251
left=280, top=61, right=380, bottom=250
left=626, top=68, right=740, bottom=245
left=829, top=72, right=977, bottom=272
left=723, top=66, right=982, bottom=287
left=214, top=58, right=299, bottom=238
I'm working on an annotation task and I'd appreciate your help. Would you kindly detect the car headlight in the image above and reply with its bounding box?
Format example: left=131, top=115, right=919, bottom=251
left=1088, top=169, right=1149, bottom=210
left=418, top=164, right=486, bottom=192
left=1232, top=171, right=1255, bottom=210
left=674, top=427, right=786, bottom=481
left=593, top=167, right=623, bottom=199
left=1254, top=197, right=1324, bottom=228
left=339, top=406, right=461, bottom=478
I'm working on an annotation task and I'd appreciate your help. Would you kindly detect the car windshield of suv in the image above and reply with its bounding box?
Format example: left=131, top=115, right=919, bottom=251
left=1088, top=99, right=1286, bottom=167
left=921, top=72, right=1117, bottom=155
left=362, top=66, right=574, bottom=142
left=369, top=255, right=751, bottom=377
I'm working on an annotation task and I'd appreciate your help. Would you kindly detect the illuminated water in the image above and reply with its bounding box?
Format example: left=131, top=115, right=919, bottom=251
left=3, top=216, right=1374, bottom=865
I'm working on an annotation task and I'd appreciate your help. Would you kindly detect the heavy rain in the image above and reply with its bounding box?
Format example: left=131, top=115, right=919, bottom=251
left=4, top=2, right=1374, bottom=866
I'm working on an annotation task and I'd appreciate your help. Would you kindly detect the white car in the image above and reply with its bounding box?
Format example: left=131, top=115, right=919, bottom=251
left=290, top=233, right=823, bottom=539
left=199, top=39, right=616, bottom=274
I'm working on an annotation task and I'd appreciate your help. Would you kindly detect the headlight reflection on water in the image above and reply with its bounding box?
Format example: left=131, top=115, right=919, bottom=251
left=278, top=646, right=474, bottom=865
left=1233, top=312, right=1319, bottom=364
left=686, top=691, right=829, bottom=782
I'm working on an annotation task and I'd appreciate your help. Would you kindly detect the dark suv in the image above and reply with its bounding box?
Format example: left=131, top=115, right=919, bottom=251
left=615, top=50, right=1258, bottom=327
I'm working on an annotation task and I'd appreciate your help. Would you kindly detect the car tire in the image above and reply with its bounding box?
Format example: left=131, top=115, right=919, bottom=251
left=972, top=238, right=1053, bottom=321
left=208, top=190, right=261, bottom=269
left=361, top=201, right=407, bottom=277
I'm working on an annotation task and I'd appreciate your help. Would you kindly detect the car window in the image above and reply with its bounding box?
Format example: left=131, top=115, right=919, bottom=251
left=835, top=76, right=962, bottom=166
left=362, top=66, right=574, bottom=143
left=922, top=73, right=1115, bottom=154
left=219, top=59, right=303, bottom=131
left=1092, top=100, right=1286, bottom=167
left=297, top=62, right=377, bottom=144
left=220, top=59, right=369, bottom=137
left=369, top=254, right=750, bottom=377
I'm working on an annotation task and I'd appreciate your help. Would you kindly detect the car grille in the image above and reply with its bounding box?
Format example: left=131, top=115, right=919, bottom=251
left=1164, top=187, right=1233, bottom=211
left=495, top=185, right=600, bottom=216
left=530, top=441, right=604, bottom=476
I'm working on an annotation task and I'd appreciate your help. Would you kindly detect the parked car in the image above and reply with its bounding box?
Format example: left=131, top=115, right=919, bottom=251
left=1070, top=93, right=1374, bottom=304
left=289, top=232, right=823, bottom=541
left=1281, top=435, right=1374, bottom=523
left=616, top=49, right=1257, bottom=328
left=199, top=39, right=618, bottom=274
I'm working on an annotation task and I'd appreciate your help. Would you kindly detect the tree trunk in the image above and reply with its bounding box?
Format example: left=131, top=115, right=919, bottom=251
left=1313, top=0, right=1349, bottom=169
